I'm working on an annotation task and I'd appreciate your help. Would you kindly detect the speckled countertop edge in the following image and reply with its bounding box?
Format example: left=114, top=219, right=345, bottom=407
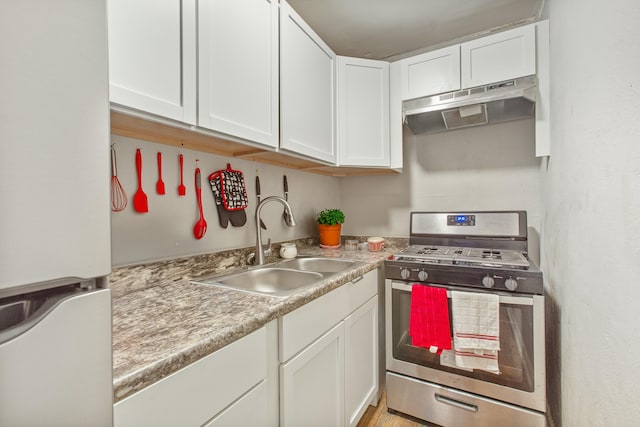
left=111, top=239, right=405, bottom=402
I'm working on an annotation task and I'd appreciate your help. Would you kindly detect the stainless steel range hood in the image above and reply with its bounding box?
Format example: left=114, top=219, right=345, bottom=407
left=403, top=75, right=537, bottom=135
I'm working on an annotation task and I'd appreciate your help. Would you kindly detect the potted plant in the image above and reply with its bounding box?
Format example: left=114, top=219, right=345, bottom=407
left=316, top=209, right=345, bottom=247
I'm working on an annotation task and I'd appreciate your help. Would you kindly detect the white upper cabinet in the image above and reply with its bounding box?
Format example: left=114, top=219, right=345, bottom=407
left=461, top=24, right=536, bottom=88
left=399, top=45, right=461, bottom=100
left=198, top=0, right=279, bottom=148
left=337, top=57, right=390, bottom=167
left=107, top=0, right=196, bottom=124
left=280, top=0, right=337, bottom=164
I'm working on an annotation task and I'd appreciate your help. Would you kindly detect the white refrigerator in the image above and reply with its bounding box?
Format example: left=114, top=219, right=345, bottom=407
left=0, top=0, right=113, bottom=425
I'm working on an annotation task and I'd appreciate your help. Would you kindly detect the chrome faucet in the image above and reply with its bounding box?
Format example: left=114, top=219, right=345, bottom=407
left=253, top=196, right=296, bottom=265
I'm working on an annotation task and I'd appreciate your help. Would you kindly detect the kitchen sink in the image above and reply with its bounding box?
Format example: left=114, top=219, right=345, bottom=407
left=192, top=268, right=323, bottom=298
left=277, top=257, right=356, bottom=274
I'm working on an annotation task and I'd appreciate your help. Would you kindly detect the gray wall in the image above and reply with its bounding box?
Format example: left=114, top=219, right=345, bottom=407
left=110, top=135, right=340, bottom=266
left=542, top=2, right=640, bottom=426
left=340, top=117, right=542, bottom=264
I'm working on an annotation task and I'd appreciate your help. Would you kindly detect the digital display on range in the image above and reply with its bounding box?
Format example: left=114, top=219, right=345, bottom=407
left=447, top=214, right=475, bottom=226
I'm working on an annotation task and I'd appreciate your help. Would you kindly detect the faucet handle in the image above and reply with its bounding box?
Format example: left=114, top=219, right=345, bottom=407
left=263, top=238, right=272, bottom=256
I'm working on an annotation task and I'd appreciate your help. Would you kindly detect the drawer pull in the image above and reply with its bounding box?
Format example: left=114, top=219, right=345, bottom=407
left=434, top=393, right=478, bottom=412
left=351, top=275, right=364, bottom=283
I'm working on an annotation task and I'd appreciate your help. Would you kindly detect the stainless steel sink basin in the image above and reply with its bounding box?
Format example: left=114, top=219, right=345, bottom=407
left=277, top=257, right=356, bottom=274
left=193, top=268, right=323, bottom=298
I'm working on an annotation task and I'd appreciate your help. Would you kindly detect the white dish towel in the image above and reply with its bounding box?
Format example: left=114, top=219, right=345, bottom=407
left=451, top=290, right=501, bottom=374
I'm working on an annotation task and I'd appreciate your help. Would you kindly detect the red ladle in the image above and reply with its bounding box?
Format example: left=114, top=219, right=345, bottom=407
left=193, top=167, right=207, bottom=239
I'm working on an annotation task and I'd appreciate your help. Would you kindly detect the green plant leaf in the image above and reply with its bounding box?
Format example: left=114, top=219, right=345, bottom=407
left=316, top=209, right=345, bottom=225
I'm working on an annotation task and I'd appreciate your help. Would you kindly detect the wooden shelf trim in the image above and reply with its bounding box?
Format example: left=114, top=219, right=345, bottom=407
left=110, top=111, right=399, bottom=177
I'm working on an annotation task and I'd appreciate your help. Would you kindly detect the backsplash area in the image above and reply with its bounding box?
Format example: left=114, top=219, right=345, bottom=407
left=109, top=236, right=407, bottom=298
left=110, top=135, right=340, bottom=267
left=340, top=118, right=542, bottom=265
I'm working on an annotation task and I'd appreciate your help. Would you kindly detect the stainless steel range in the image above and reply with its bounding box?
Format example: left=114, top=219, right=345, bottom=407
left=385, top=211, right=546, bottom=427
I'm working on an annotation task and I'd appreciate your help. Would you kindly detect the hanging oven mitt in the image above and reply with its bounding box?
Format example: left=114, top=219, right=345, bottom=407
left=208, top=164, right=248, bottom=228
left=208, top=172, right=229, bottom=228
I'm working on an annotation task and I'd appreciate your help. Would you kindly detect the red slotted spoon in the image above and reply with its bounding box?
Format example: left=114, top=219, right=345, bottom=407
left=193, top=167, right=207, bottom=239
left=133, top=148, right=149, bottom=213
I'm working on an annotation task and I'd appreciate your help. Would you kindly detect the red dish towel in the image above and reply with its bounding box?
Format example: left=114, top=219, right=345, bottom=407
left=409, top=284, right=452, bottom=354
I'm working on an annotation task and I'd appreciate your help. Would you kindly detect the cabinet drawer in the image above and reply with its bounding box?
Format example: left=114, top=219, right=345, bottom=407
left=114, top=326, right=267, bottom=427
left=279, top=269, right=377, bottom=362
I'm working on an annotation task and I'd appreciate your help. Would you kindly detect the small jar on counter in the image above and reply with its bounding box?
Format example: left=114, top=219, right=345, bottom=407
left=279, top=242, right=297, bottom=259
left=345, top=239, right=358, bottom=251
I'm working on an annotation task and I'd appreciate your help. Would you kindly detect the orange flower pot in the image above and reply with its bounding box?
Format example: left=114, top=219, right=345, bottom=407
left=318, top=224, right=342, bottom=247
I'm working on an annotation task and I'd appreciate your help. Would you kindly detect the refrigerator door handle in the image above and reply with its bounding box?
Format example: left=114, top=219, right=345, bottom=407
left=0, top=285, right=89, bottom=345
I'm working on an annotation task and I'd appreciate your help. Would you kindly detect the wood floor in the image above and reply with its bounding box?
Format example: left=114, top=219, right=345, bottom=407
left=357, top=392, right=436, bottom=427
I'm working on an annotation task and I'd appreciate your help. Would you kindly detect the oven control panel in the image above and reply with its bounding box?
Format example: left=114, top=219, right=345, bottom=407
left=447, top=214, right=475, bottom=226
left=384, top=263, right=543, bottom=295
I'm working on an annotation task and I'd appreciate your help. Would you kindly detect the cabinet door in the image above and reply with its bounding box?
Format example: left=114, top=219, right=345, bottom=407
left=1, top=0, right=111, bottom=288
left=337, top=57, right=390, bottom=167
left=280, top=0, right=337, bottom=164
left=461, top=25, right=536, bottom=89
left=281, top=322, right=345, bottom=427
left=389, top=61, right=403, bottom=170
left=345, top=296, right=379, bottom=427
left=108, top=0, right=196, bottom=124
left=198, top=0, right=279, bottom=148
left=400, top=45, right=460, bottom=100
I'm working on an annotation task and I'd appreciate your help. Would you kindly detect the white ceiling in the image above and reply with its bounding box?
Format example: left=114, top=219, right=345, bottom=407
left=287, top=0, right=545, bottom=60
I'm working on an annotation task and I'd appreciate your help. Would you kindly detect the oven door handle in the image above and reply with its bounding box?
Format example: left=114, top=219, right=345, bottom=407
left=391, top=282, right=533, bottom=306
left=434, top=393, right=478, bottom=413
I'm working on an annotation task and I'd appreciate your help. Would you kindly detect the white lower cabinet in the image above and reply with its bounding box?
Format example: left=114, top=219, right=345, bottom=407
left=279, top=269, right=379, bottom=427
left=114, top=271, right=380, bottom=427
left=281, top=322, right=345, bottom=427
left=203, top=381, right=268, bottom=427
left=114, top=323, right=275, bottom=427
left=345, top=296, right=379, bottom=427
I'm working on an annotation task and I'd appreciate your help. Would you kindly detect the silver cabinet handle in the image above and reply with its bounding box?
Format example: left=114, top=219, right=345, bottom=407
left=351, top=275, right=364, bottom=283
left=434, top=394, right=478, bottom=413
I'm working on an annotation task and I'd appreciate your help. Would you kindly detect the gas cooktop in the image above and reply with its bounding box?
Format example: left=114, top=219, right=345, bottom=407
left=391, top=245, right=531, bottom=269
left=384, top=211, right=543, bottom=295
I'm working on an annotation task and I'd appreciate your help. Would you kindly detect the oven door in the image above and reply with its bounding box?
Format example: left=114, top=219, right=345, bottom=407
left=385, top=279, right=545, bottom=412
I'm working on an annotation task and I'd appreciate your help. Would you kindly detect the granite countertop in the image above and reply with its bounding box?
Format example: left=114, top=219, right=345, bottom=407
left=111, top=241, right=403, bottom=402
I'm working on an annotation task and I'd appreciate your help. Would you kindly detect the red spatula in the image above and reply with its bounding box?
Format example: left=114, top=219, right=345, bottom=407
left=178, top=154, right=186, bottom=196
left=133, top=148, right=149, bottom=213
left=156, top=151, right=166, bottom=195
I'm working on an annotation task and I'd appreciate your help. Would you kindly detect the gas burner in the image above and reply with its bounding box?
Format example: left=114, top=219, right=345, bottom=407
left=482, top=250, right=502, bottom=260
left=416, top=247, right=439, bottom=255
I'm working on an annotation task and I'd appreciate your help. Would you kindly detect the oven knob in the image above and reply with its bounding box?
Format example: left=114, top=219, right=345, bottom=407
left=505, top=277, right=518, bottom=291
left=418, top=270, right=428, bottom=281
left=400, top=268, right=411, bottom=280
left=482, top=275, right=495, bottom=288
